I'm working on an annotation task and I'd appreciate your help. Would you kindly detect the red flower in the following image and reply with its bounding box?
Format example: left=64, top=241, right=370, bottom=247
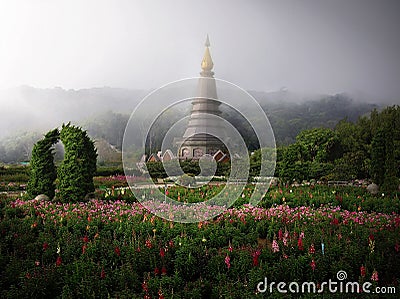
left=298, top=238, right=304, bottom=251
left=309, top=244, right=315, bottom=254
left=253, top=255, right=259, bottom=266
left=142, top=281, right=149, bottom=292
left=368, top=234, right=374, bottom=241
left=252, top=249, right=261, bottom=266
left=100, top=267, right=106, bottom=279
left=154, top=267, right=160, bottom=275
left=168, top=240, right=174, bottom=248
left=360, top=265, right=366, bottom=277
left=159, top=248, right=165, bottom=258
left=310, top=259, right=316, bottom=271
left=278, top=229, right=283, bottom=240
left=83, top=235, right=89, bottom=243
left=56, top=256, right=62, bottom=266
left=331, top=218, right=339, bottom=226
left=114, top=246, right=121, bottom=256
left=161, top=266, right=167, bottom=275
left=158, top=289, right=165, bottom=299
left=43, top=242, right=49, bottom=251
left=145, top=239, right=152, bottom=249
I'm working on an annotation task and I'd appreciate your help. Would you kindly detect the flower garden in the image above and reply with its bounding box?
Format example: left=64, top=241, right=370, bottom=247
left=1, top=182, right=399, bottom=298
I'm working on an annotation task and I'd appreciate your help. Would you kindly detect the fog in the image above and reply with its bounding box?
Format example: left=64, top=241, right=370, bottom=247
left=0, top=0, right=399, bottom=139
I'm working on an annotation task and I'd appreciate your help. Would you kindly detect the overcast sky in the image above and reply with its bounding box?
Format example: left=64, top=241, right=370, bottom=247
left=1, top=0, right=399, bottom=101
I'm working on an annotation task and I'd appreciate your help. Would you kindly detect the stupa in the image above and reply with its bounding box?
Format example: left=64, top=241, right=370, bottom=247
left=177, top=35, right=227, bottom=160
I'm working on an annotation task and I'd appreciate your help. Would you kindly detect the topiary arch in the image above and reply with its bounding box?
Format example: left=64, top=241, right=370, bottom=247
left=27, top=123, right=97, bottom=202
left=27, top=128, right=60, bottom=199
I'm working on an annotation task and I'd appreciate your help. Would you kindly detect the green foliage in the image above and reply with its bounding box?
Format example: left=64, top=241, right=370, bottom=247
left=0, top=165, right=30, bottom=184
left=57, top=124, right=97, bottom=202
left=274, top=105, right=400, bottom=186
left=370, top=129, right=386, bottom=186
left=146, top=160, right=230, bottom=179
left=95, top=166, right=124, bottom=176
left=370, top=106, right=400, bottom=192
left=27, top=129, right=60, bottom=198
left=278, top=128, right=339, bottom=181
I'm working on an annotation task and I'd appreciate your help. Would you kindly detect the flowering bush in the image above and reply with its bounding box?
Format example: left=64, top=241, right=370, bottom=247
left=0, top=193, right=399, bottom=298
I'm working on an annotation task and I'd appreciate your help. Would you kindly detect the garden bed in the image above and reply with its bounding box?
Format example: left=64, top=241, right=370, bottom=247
left=1, top=191, right=399, bottom=298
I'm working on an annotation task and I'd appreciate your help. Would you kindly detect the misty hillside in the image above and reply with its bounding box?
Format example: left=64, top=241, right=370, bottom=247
left=250, top=91, right=379, bottom=145
left=0, top=86, right=380, bottom=163
left=0, top=86, right=147, bottom=138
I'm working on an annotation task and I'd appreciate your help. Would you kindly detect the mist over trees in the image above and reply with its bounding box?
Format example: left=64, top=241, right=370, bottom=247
left=0, top=86, right=385, bottom=166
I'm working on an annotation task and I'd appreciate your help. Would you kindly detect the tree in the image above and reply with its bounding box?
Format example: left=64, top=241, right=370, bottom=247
left=278, top=128, right=340, bottom=181
left=57, top=124, right=97, bottom=202
left=27, top=128, right=59, bottom=198
left=370, top=106, right=400, bottom=192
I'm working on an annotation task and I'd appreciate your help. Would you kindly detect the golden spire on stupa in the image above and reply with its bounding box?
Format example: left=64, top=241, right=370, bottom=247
left=201, top=34, right=214, bottom=73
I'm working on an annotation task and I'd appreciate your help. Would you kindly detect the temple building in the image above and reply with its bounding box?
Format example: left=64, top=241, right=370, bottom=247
left=176, top=35, right=227, bottom=160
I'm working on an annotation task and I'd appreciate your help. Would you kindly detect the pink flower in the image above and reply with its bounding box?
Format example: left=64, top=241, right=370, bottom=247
left=371, top=270, right=378, bottom=281
left=272, top=240, right=279, bottom=253
left=225, top=255, right=231, bottom=269
left=278, top=229, right=283, bottom=240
